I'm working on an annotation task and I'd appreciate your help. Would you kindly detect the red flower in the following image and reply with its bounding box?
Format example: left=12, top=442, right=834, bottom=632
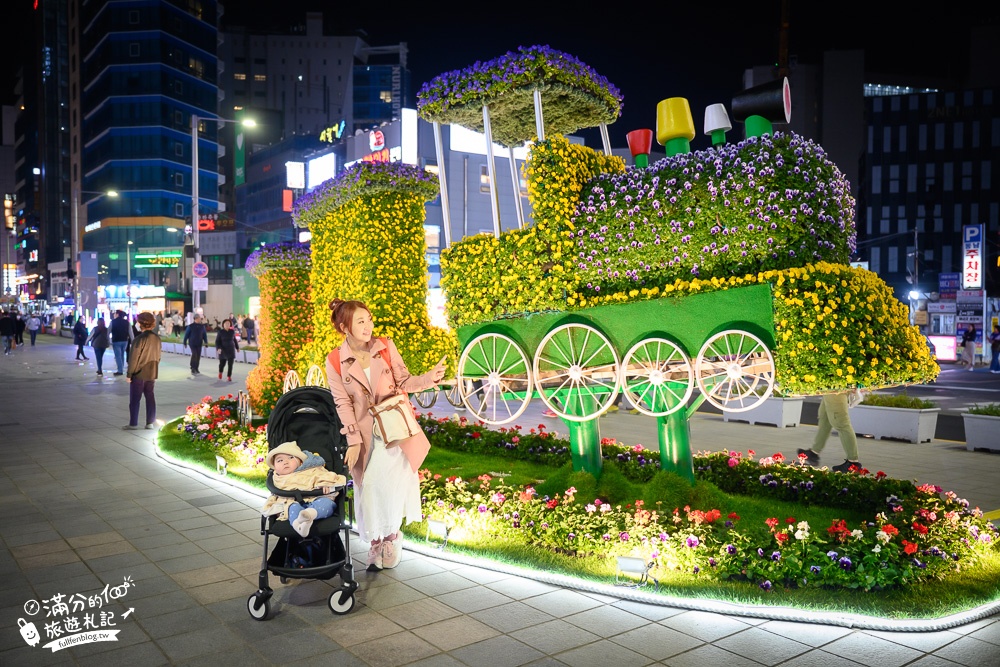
left=912, top=522, right=929, bottom=535
left=875, top=471, right=887, bottom=480
left=765, top=517, right=779, bottom=530
left=786, top=517, right=796, bottom=524
left=728, top=512, right=741, bottom=520
left=883, top=524, right=899, bottom=536
left=747, top=449, right=756, bottom=457
left=471, top=432, right=481, bottom=439
left=775, top=531, right=789, bottom=544
left=903, top=540, right=918, bottom=555
left=773, top=452, right=785, bottom=463
left=546, top=499, right=558, bottom=509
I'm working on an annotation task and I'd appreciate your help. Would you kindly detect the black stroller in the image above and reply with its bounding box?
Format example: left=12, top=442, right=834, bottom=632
left=247, top=385, right=358, bottom=620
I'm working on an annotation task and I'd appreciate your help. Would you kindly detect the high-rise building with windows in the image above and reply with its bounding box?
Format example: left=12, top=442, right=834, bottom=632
left=74, top=0, right=220, bottom=293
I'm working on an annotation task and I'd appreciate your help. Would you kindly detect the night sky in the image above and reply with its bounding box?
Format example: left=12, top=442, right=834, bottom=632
left=2, top=1, right=993, bottom=146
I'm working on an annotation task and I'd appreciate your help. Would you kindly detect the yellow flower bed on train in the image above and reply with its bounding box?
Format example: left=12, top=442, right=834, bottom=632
left=440, top=135, right=624, bottom=327
left=294, top=163, right=457, bottom=378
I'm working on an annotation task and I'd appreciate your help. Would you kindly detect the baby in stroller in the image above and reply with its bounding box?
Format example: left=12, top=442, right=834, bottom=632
left=262, top=441, right=346, bottom=537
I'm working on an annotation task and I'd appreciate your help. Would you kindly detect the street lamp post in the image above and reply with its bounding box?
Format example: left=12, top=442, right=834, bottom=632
left=190, top=114, right=255, bottom=312
left=72, top=188, right=118, bottom=320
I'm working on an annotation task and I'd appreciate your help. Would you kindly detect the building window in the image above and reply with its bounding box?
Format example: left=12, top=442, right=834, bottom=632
left=380, top=90, right=392, bottom=103
left=962, top=161, right=973, bottom=190
left=130, top=43, right=140, bottom=57
left=175, top=110, right=183, bottom=126
left=943, top=162, right=954, bottom=191
left=889, top=165, right=899, bottom=193
left=480, top=166, right=491, bottom=193
left=888, top=246, right=898, bottom=273
left=954, top=122, right=964, bottom=150
left=934, top=124, right=945, bottom=150
left=918, top=124, right=927, bottom=150
left=174, top=80, right=183, bottom=95
left=128, top=10, right=140, bottom=24
left=175, top=203, right=184, bottom=217
left=983, top=161, right=992, bottom=190
left=175, top=173, right=184, bottom=187
left=870, top=247, right=880, bottom=274
left=941, top=245, right=952, bottom=272
left=907, top=164, right=917, bottom=193
left=898, top=126, right=907, bottom=152
left=871, top=166, right=881, bottom=194
left=254, top=74, right=266, bottom=82
left=882, top=127, right=891, bottom=152
left=175, top=142, right=184, bottom=157
left=234, top=73, right=246, bottom=80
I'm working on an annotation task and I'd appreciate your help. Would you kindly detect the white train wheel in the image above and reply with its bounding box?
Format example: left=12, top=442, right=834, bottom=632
left=695, top=330, right=775, bottom=412
left=458, top=333, right=532, bottom=425
left=533, top=323, right=619, bottom=422
left=620, top=338, right=694, bottom=417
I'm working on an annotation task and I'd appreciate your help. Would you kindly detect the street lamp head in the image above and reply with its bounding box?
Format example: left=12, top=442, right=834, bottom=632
left=909, top=290, right=920, bottom=300
left=241, top=118, right=257, bottom=128
left=127, top=240, right=134, bottom=246
left=165, top=227, right=179, bottom=233
left=107, top=190, right=119, bottom=198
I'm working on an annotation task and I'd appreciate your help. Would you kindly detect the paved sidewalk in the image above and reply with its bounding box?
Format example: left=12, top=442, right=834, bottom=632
left=2, top=335, right=999, bottom=666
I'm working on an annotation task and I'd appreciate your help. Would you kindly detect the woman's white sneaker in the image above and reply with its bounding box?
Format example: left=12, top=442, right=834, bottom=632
left=381, top=536, right=401, bottom=569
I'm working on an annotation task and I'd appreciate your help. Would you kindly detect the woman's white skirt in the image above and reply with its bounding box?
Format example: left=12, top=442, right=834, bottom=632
left=355, top=433, right=422, bottom=543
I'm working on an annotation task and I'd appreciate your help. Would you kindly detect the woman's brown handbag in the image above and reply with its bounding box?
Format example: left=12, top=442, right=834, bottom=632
left=368, top=392, right=421, bottom=445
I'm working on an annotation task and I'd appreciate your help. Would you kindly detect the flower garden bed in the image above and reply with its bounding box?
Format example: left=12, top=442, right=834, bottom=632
left=157, top=395, right=1000, bottom=619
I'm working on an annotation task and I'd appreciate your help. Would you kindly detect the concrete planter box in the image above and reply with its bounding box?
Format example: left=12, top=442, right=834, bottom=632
left=723, top=397, right=803, bottom=428
left=244, top=350, right=259, bottom=364
left=850, top=404, right=940, bottom=443
left=964, top=413, right=1000, bottom=452
left=203, top=347, right=217, bottom=360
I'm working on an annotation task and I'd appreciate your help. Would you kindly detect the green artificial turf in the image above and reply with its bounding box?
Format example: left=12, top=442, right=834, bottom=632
left=156, top=418, right=1000, bottom=620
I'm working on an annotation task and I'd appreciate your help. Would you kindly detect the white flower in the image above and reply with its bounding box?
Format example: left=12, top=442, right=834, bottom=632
left=875, top=530, right=890, bottom=543
left=872, top=544, right=881, bottom=553
left=794, top=528, right=810, bottom=540
left=851, top=529, right=864, bottom=539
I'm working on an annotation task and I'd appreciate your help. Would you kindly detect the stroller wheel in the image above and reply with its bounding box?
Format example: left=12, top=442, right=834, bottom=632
left=280, top=576, right=290, bottom=584
left=247, top=594, right=271, bottom=621
left=328, top=589, right=355, bottom=615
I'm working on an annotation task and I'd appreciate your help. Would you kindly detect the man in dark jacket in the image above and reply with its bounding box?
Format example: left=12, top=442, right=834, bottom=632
left=0, top=311, right=15, bottom=355
left=14, top=314, right=26, bottom=346
left=109, top=310, right=133, bottom=376
left=182, top=314, right=209, bottom=376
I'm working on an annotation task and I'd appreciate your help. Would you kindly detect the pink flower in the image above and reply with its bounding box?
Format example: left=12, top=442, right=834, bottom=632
left=727, top=457, right=738, bottom=467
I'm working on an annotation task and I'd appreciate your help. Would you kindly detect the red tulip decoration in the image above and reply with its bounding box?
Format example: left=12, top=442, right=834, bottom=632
left=626, top=129, right=653, bottom=168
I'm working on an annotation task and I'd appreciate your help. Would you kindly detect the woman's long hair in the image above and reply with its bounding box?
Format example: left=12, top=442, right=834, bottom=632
left=329, top=299, right=371, bottom=337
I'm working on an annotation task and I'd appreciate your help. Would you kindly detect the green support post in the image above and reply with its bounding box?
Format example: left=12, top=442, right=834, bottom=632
left=560, top=392, right=603, bottom=476
left=656, top=411, right=694, bottom=483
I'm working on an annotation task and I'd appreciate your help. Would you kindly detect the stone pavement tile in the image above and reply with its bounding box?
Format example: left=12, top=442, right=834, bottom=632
left=405, top=654, right=472, bottom=667
left=713, top=626, right=812, bottom=665
left=863, top=628, right=965, bottom=653
left=555, top=639, right=652, bottom=667
left=55, top=520, right=116, bottom=539
left=470, top=600, right=555, bottom=633
left=85, top=550, right=151, bottom=573
left=510, top=618, right=601, bottom=655
left=413, top=615, right=500, bottom=651
left=1, top=528, right=64, bottom=547
left=404, top=571, right=479, bottom=597
left=360, top=580, right=428, bottom=612
left=186, top=577, right=253, bottom=605
left=97, top=562, right=167, bottom=586
left=247, top=627, right=344, bottom=664
left=169, top=563, right=241, bottom=588
left=485, top=576, right=559, bottom=600
left=609, top=599, right=686, bottom=621
left=903, top=656, right=969, bottom=667
left=348, top=629, right=440, bottom=667
left=119, top=574, right=181, bottom=601
left=609, top=622, right=704, bottom=661
left=451, top=564, right=514, bottom=585
left=450, top=635, right=544, bottom=667
left=180, top=525, right=235, bottom=541
left=318, top=607, right=405, bottom=647
left=0, top=645, right=77, bottom=665
left=435, top=584, right=514, bottom=614
left=137, top=605, right=218, bottom=640
left=156, top=552, right=222, bottom=574
left=68, top=621, right=153, bottom=659
left=821, top=632, right=925, bottom=667
left=156, top=508, right=209, bottom=523
left=195, top=532, right=257, bottom=552
left=185, top=493, right=234, bottom=507
left=142, top=540, right=203, bottom=561
left=76, top=540, right=136, bottom=560
left=174, top=643, right=272, bottom=667
left=382, top=554, right=448, bottom=580
left=15, top=550, right=81, bottom=569
left=660, top=643, right=766, bottom=667
left=520, top=589, right=603, bottom=617
left=562, top=605, right=647, bottom=637
left=209, top=543, right=261, bottom=564
left=168, top=516, right=218, bottom=531
left=932, top=634, right=1000, bottom=666
left=755, top=619, right=854, bottom=648
left=758, top=649, right=867, bottom=666
left=226, top=557, right=263, bottom=578
left=380, top=597, right=462, bottom=629
left=966, top=620, right=1000, bottom=646
left=10, top=538, right=71, bottom=559
left=66, top=531, right=124, bottom=549
left=659, top=609, right=753, bottom=642
left=31, top=572, right=105, bottom=599
left=118, top=522, right=181, bottom=539
left=130, top=589, right=201, bottom=618
left=155, top=625, right=247, bottom=663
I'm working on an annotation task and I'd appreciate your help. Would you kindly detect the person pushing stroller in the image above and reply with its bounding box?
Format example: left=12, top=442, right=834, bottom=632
left=261, top=441, right=346, bottom=538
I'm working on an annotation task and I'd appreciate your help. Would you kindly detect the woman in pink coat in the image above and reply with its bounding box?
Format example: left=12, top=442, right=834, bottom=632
left=326, top=299, right=446, bottom=570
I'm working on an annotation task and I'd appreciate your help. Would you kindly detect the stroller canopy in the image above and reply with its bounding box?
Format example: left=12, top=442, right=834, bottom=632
left=267, top=386, right=346, bottom=474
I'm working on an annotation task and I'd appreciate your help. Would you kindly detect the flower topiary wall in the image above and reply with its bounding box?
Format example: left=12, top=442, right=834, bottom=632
left=293, top=162, right=457, bottom=377
left=245, top=243, right=312, bottom=416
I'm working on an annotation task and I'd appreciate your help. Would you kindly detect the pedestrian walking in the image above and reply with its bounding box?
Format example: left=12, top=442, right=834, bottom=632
left=73, top=318, right=89, bottom=360
left=960, top=324, right=977, bottom=371
left=26, top=313, right=41, bottom=346
left=87, top=317, right=110, bottom=376
left=183, top=314, right=209, bottom=376
left=215, top=318, right=239, bottom=381
left=123, top=312, right=161, bottom=430
left=14, top=314, right=25, bottom=346
left=110, top=310, right=133, bottom=375
left=243, top=314, right=257, bottom=344
left=989, top=324, right=1000, bottom=374
left=0, top=311, right=14, bottom=355
left=797, top=390, right=863, bottom=473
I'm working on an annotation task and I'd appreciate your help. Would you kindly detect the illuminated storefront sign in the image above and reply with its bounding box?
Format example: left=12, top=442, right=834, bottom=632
left=100, top=285, right=166, bottom=299
left=319, top=120, right=346, bottom=143
left=85, top=221, right=102, bottom=233
left=132, top=253, right=181, bottom=269
left=286, top=161, right=305, bottom=189
left=962, top=224, right=984, bottom=289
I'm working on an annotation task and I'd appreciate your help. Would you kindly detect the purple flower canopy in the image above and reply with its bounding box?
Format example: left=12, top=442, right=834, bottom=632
left=417, top=45, right=623, bottom=147
left=245, top=241, right=311, bottom=277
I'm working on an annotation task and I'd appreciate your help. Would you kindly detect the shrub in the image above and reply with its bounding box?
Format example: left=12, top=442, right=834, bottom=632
left=967, top=403, right=1000, bottom=417
left=861, top=392, right=936, bottom=410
